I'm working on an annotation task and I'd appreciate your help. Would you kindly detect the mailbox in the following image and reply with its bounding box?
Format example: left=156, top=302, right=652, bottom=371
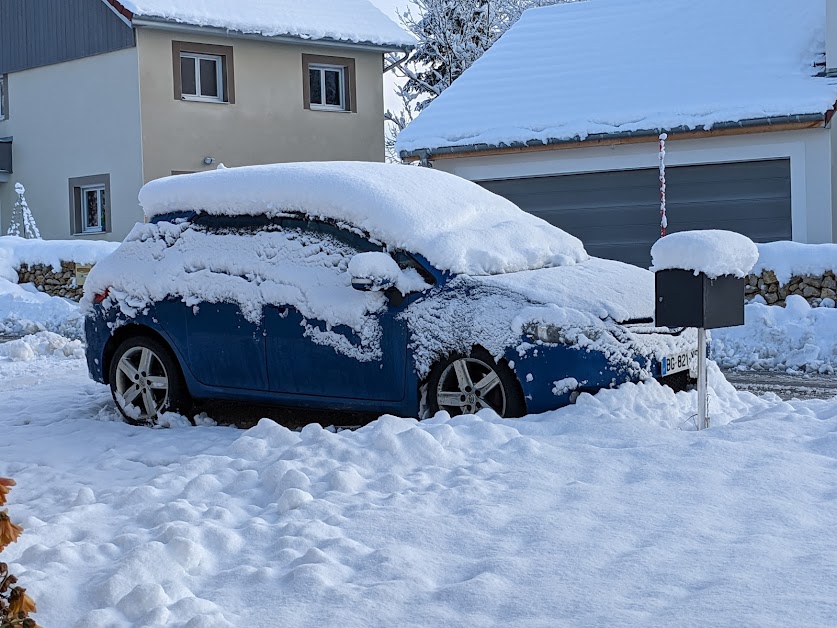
left=655, top=269, right=745, bottom=329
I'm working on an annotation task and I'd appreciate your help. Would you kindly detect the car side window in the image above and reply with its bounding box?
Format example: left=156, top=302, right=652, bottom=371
left=279, top=217, right=382, bottom=255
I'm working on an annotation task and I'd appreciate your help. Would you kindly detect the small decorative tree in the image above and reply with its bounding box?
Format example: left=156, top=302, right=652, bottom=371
left=7, top=184, right=40, bottom=240
left=0, top=478, right=39, bottom=628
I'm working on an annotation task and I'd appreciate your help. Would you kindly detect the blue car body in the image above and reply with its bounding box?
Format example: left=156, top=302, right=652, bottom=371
left=85, top=211, right=693, bottom=419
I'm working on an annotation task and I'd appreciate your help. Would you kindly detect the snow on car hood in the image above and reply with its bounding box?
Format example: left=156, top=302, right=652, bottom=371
left=138, top=162, right=589, bottom=277
left=475, top=257, right=655, bottom=323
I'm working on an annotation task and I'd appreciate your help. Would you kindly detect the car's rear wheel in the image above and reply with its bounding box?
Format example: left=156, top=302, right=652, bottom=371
left=109, top=336, right=191, bottom=426
left=427, top=347, right=526, bottom=418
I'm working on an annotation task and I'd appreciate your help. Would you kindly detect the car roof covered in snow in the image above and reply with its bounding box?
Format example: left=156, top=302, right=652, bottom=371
left=396, top=0, right=837, bottom=156
left=115, top=0, right=415, bottom=48
left=138, top=162, right=589, bottom=276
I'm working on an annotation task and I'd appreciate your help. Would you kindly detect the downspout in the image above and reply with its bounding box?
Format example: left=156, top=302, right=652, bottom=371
left=828, top=0, right=837, bottom=76
left=384, top=51, right=410, bottom=74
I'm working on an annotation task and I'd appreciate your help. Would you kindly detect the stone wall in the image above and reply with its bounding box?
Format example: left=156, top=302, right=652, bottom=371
left=745, top=270, right=837, bottom=306
left=16, top=262, right=84, bottom=301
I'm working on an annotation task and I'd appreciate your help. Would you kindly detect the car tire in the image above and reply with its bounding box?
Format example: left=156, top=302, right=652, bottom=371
left=108, top=335, right=192, bottom=426
left=427, top=347, right=526, bottom=418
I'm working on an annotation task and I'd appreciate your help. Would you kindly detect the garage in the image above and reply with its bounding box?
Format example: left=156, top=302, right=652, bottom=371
left=480, top=159, right=792, bottom=268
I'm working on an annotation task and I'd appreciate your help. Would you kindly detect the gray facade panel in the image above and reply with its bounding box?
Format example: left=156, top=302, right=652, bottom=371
left=0, top=0, right=135, bottom=75
left=481, top=159, right=792, bottom=268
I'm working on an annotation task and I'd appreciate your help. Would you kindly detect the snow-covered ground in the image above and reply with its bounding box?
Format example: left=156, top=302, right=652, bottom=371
left=1, top=351, right=836, bottom=627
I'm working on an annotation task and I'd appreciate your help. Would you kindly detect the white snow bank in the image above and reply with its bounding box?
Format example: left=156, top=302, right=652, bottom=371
left=0, top=280, right=84, bottom=339
left=5, top=356, right=837, bottom=627
left=651, top=230, right=758, bottom=278
left=396, top=0, right=837, bottom=155
left=138, top=162, right=589, bottom=276
left=118, top=0, right=415, bottom=47
left=0, top=236, right=119, bottom=275
left=0, top=237, right=113, bottom=339
left=752, top=241, right=837, bottom=284
left=712, top=295, right=837, bottom=374
left=0, top=331, right=85, bottom=362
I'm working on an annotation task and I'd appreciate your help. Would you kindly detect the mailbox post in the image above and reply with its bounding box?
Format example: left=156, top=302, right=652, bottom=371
left=655, top=270, right=746, bottom=429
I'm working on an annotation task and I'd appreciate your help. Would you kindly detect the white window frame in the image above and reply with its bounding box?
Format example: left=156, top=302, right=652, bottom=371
left=80, top=185, right=106, bottom=233
left=309, top=64, right=346, bottom=111
left=180, top=53, right=224, bottom=103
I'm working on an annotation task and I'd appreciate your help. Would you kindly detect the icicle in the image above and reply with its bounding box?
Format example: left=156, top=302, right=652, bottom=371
left=659, top=133, right=668, bottom=238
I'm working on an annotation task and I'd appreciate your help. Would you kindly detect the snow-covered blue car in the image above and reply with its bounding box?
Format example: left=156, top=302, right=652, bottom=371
left=83, top=162, right=697, bottom=424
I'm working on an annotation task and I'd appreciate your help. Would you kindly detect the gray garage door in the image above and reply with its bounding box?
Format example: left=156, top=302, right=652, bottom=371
left=480, top=159, right=792, bottom=268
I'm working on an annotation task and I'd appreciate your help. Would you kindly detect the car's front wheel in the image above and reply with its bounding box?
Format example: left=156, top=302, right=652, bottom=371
left=427, top=347, right=526, bottom=418
left=109, top=336, right=191, bottom=425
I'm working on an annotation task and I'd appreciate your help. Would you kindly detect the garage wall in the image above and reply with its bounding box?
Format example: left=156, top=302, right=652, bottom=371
left=481, top=159, right=791, bottom=268
left=431, top=127, right=834, bottom=261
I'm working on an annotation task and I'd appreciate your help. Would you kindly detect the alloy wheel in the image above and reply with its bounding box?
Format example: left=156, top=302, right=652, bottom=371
left=114, top=346, right=170, bottom=421
left=436, top=357, right=507, bottom=416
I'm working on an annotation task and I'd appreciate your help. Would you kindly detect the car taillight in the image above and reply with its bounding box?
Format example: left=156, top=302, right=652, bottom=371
left=93, top=289, right=110, bottom=305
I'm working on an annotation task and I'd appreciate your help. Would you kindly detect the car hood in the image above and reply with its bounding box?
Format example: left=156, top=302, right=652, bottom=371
left=472, top=257, right=655, bottom=324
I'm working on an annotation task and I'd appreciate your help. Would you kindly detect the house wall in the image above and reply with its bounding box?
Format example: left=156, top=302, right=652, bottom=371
left=431, top=128, right=835, bottom=245
left=0, top=47, right=144, bottom=241
left=136, top=28, right=386, bottom=184
left=830, top=122, right=837, bottom=243
left=0, top=0, right=135, bottom=76
left=828, top=0, right=837, bottom=73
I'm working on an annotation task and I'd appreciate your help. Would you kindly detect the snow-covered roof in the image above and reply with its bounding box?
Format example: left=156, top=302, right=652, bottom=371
left=138, top=162, right=589, bottom=276
left=397, top=0, right=837, bottom=156
left=110, top=0, right=414, bottom=49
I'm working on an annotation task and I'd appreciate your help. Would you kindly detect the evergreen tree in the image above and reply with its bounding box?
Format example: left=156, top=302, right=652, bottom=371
left=386, top=0, right=572, bottom=160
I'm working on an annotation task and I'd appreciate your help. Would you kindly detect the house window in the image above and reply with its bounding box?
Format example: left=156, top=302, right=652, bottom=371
left=172, top=42, right=235, bottom=104
left=69, top=175, right=111, bottom=236
left=0, top=75, right=7, bottom=121
left=302, top=55, right=357, bottom=113
left=180, top=53, right=223, bottom=101
left=81, top=185, right=106, bottom=232
left=309, top=65, right=346, bottom=110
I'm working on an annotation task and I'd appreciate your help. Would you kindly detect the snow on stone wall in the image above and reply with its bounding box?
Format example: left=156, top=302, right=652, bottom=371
left=744, top=242, right=837, bottom=307
left=0, top=237, right=119, bottom=303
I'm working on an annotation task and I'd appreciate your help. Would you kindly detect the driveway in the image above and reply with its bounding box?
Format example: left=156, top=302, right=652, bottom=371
left=722, top=369, right=837, bottom=401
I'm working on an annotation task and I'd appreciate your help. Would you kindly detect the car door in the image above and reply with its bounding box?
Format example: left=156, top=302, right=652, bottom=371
left=263, top=219, right=422, bottom=402
left=183, top=216, right=269, bottom=390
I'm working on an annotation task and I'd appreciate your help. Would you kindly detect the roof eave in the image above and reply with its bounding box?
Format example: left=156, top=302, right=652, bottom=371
left=131, top=16, right=414, bottom=53
left=399, top=112, right=830, bottom=161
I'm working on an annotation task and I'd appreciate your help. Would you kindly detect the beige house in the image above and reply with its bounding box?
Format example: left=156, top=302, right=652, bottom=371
left=0, top=0, right=413, bottom=241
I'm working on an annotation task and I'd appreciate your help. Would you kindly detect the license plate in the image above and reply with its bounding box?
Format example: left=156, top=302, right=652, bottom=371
left=661, top=349, right=697, bottom=376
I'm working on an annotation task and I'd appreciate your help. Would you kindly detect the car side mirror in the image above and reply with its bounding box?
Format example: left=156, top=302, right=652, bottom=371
left=349, top=252, right=401, bottom=292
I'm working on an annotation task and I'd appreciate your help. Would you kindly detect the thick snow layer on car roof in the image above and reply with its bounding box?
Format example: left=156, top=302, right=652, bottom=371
left=139, top=162, right=589, bottom=276
left=650, top=230, right=759, bottom=279
left=396, top=0, right=837, bottom=155
left=118, top=0, right=414, bottom=47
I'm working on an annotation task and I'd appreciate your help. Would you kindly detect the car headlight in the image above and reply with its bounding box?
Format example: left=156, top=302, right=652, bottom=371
left=523, top=322, right=567, bottom=344
left=523, top=322, right=608, bottom=345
